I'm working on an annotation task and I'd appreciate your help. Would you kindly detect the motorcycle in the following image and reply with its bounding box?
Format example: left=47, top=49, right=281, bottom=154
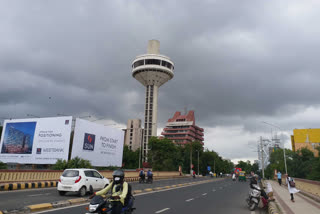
left=246, top=184, right=268, bottom=211
left=146, top=175, right=153, bottom=184
left=139, top=176, right=145, bottom=183
left=85, top=195, right=135, bottom=214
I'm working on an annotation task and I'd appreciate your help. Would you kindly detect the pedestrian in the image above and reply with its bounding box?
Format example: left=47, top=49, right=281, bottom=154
left=286, top=174, right=299, bottom=202
left=277, top=171, right=282, bottom=186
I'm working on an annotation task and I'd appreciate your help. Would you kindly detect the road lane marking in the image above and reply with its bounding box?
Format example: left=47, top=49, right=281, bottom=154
left=186, top=198, right=194, bottom=202
left=155, top=208, right=170, bottom=213
left=219, top=187, right=223, bottom=189
left=212, top=189, right=216, bottom=192
left=202, top=193, right=207, bottom=196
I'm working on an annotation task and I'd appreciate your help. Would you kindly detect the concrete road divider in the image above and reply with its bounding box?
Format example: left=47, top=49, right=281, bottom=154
left=68, top=198, right=88, bottom=205
left=27, top=203, right=53, bottom=212
left=0, top=181, right=58, bottom=191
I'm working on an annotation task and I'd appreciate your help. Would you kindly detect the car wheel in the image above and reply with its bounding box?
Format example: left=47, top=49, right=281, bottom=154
left=78, top=186, right=86, bottom=197
left=58, top=191, right=66, bottom=196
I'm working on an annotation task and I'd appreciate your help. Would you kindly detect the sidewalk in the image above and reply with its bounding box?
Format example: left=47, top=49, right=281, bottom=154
left=269, top=180, right=320, bottom=214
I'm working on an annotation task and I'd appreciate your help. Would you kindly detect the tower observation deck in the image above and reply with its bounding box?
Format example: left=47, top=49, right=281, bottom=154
left=132, top=40, right=174, bottom=161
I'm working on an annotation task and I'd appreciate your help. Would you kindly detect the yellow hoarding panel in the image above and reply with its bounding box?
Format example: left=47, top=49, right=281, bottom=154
left=293, top=129, right=320, bottom=143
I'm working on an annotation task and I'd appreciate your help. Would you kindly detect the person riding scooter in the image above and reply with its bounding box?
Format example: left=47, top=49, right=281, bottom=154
left=89, top=169, right=129, bottom=214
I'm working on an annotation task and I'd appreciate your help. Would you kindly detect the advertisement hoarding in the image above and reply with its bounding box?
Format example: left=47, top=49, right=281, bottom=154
left=0, top=117, right=72, bottom=164
left=71, top=119, right=124, bottom=167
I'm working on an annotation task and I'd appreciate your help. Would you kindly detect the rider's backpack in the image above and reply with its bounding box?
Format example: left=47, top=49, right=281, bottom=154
left=124, top=183, right=133, bottom=206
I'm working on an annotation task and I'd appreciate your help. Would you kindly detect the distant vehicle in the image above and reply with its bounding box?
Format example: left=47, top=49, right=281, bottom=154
left=57, top=169, right=109, bottom=197
left=238, top=171, right=246, bottom=182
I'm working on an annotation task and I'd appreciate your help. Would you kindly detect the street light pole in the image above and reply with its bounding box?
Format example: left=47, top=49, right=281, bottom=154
left=261, top=121, right=288, bottom=175
left=260, top=136, right=265, bottom=179
left=197, top=150, right=199, bottom=176
left=190, top=147, right=193, bottom=175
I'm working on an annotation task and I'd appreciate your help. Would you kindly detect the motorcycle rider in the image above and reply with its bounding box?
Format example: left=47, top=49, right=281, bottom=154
left=147, top=169, right=153, bottom=181
left=139, top=168, right=145, bottom=182
left=89, top=169, right=129, bottom=214
left=250, top=174, right=270, bottom=201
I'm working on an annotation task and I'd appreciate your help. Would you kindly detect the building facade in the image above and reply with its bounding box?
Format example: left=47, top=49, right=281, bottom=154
left=123, top=119, right=143, bottom=151
left=132, top=40, right=174, bottom=160
left=291, top=128, right=320, bottom=157
left=161, top=111, right=204, bottom=145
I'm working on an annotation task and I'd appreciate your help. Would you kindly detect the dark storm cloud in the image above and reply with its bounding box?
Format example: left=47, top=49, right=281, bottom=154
left=1, top=0, right=320, bottom=160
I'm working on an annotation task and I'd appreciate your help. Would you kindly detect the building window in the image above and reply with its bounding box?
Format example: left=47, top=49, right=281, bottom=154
left=133, top=60, right=144, bottom=68
left=149, top=130, right=152, bottom=135
left=161, top=60, right=172, bottom=69
left=145, top=59, right=161, bottom=65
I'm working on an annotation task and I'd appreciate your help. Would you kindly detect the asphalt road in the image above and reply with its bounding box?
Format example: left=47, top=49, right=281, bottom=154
left=29, top=179, right=267, bottom=214
left=0, top=177, right=218, bottom=211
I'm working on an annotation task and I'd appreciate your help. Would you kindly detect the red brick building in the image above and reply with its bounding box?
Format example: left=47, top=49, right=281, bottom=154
left=161, top=111, right=204, bottom=145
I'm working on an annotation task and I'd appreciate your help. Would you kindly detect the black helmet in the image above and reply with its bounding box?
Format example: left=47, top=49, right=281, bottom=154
left=112, top=169, right=125, bottom=184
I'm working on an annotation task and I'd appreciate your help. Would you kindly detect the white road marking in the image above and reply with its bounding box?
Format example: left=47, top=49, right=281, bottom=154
left=155, top=208, right=170, bottom=213
left=219, top=187, right=223, bottom=189
left=186, top=198, right=194, bottom=202
left=202, top=193, right=207, bottom=196
left=28, top=193, right=51, bottom=197
left=212, top=189, right=216, bottom=192
left=251, top=211, right=255, bottom=214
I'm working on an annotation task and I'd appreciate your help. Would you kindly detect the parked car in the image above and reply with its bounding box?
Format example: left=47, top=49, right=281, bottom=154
left=57, top=168, right=109, bottom=196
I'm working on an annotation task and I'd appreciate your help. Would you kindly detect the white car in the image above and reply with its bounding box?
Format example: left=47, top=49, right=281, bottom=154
left=57, top=168, right=109, bottom=196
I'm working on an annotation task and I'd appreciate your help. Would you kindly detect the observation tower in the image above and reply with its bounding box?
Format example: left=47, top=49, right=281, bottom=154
left=132, top=40, right=174, bottom=160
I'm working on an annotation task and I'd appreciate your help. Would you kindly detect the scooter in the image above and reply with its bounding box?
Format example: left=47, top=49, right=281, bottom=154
left=246, top=184, right=268, bottom=211
left=85, top=195, right=135, bottom=214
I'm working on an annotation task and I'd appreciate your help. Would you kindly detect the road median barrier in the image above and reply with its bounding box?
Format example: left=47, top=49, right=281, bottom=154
left=68, top=198, right=88, bottom=205
left=0, top=181, right=58, bottom=191
left=27, top=203, right=53, bottom=212
left=51, top=200, right=71, bottom=208
left=144, top=188, right=153, bottom=192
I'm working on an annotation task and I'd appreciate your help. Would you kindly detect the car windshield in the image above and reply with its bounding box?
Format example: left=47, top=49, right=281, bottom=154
left=62, top=170, right=79, bottom=177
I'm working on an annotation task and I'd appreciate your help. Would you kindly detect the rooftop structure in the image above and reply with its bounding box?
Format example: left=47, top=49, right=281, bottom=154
left=161, top=110, right=204, bottom=145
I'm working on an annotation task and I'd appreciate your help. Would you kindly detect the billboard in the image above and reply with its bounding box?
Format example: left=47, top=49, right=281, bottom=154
left=71, top=119, right=124, bottom=167
left=0, top=117, right=72, bottom=164
left=293, top=129, right=320, bottom=143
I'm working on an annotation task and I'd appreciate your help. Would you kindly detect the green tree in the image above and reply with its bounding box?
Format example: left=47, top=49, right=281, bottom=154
left=0, top=161, right=7, bottom=169
left=122, top=145, right=140, bottom=169
left=52, top=157, right=92, bottom=170
left=148, top=137, right=182, bottom=171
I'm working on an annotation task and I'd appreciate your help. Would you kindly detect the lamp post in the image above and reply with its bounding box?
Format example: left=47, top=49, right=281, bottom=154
left=261, top=121, right=288, bottom=175
left=197, top=150, right=200, bottom=176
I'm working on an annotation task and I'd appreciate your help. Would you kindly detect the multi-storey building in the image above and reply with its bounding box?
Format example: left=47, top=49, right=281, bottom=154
left=292, top=128, right=320, bottom=157
left=123, top=119, right=143, bottom=151
left=161, top=111, right=204, bottom=145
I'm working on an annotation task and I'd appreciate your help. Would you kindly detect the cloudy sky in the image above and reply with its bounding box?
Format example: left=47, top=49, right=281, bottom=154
left=1, top=0, right=320, bottom=163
